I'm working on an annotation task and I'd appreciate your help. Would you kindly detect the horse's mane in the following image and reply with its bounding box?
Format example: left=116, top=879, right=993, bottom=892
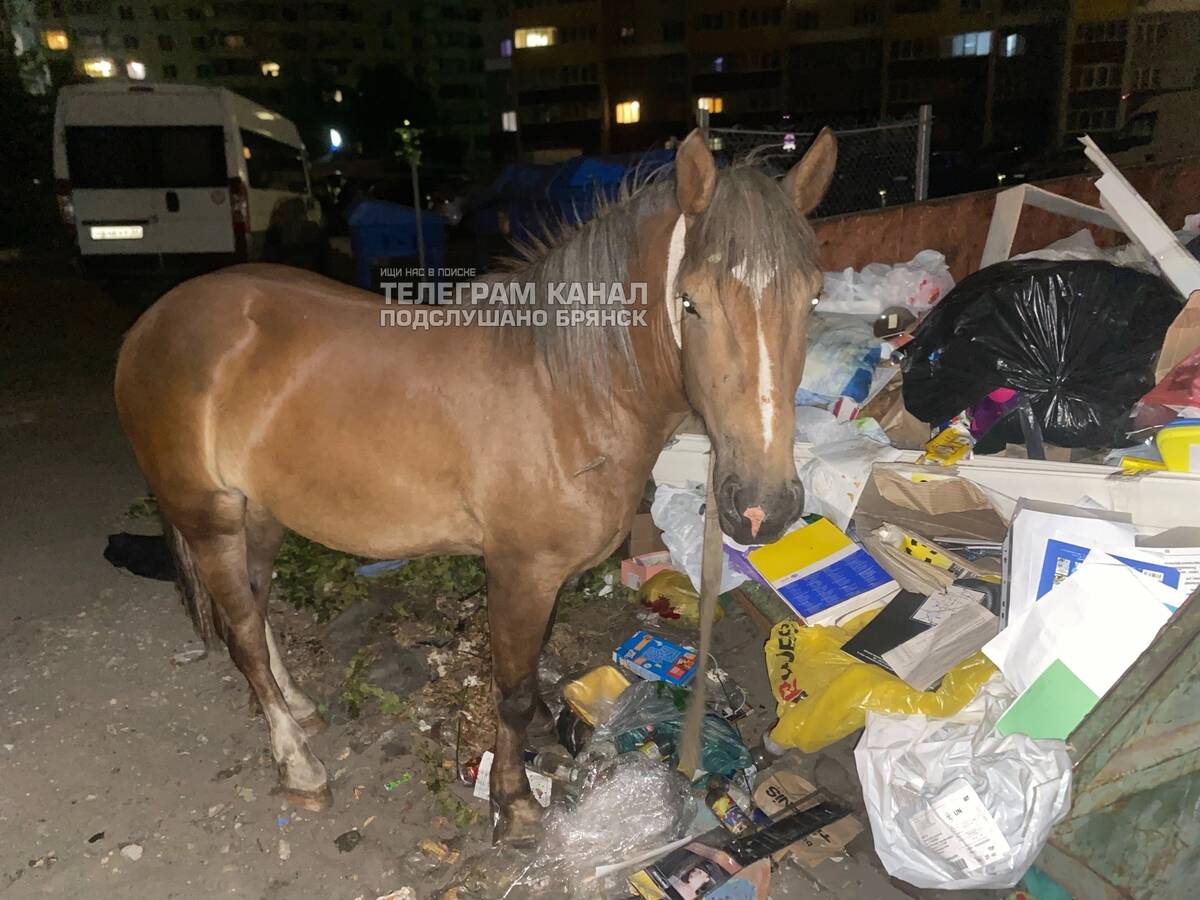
left=492, top=154, right=819, bottom=392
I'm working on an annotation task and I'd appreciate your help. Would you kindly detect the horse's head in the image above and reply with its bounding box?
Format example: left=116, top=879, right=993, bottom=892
left=672, top=127, right=836, bottom=545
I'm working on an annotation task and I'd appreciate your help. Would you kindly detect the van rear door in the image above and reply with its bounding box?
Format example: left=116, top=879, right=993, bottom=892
left=63, top=91, right=234, bottom=256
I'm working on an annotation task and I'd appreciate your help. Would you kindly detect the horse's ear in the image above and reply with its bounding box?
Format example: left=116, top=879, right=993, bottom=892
left=676, top=129, right=716, bottom=216
left=782, top=127, right=837, bottom=216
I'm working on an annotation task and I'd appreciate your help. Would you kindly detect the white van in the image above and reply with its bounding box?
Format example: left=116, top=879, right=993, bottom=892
left=53, top=83, right=325, bottom=280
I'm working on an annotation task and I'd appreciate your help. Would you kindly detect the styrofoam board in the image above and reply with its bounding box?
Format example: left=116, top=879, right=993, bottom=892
left=653, top=433, right=1200, bottom=532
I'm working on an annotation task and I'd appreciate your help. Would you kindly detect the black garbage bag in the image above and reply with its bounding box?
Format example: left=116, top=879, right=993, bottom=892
left=902, top=260, right=1180, bottom=449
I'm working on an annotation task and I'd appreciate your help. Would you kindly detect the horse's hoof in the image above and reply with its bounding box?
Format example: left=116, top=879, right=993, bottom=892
left=297, top=712, right=328, bottom=736
left=492, top=796, right=543, bottom=848
left=285, top=783, right=333, bottom=812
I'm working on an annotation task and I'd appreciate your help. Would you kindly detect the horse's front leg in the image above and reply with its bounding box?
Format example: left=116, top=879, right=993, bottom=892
left=485, top=554, right=565, bottom=846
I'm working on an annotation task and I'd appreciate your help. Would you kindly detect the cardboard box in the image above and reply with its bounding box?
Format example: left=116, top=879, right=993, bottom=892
left=613, top=630, right=697, bottom=685
left=629, top=512, right=667, bottom=556
left=621, top=550, right=674, bottom=590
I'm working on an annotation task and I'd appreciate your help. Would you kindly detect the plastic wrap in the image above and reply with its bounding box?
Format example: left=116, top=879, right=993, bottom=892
left=650, top=484, right=748, bottom=594
left=818, top=250, right=954, bottom=317
left=903, top=260, right=1180, bottom=448
left=592, top=680, right=752, bottom=777
left=854, top=675, right=1072, bottom=889
left=796, top=313, right=882, bottom=407
left=765, top=613, right=995, bottom=753
left=528, top=752, right=699, bottom=883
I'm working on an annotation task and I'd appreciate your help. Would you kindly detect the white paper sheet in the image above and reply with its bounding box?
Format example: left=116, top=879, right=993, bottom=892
left=984, top=554, right=1174, bottom=696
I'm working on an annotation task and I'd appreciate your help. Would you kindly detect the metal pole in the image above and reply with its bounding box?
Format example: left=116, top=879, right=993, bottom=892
left=410, top=156, right=426, bottom=273
left=915, top=104, right=932, bottom=202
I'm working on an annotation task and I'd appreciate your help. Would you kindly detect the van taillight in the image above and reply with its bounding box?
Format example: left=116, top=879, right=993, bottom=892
left=229, top=176, right=250, bottom=260
left=55, top=179, right=76, bottom=235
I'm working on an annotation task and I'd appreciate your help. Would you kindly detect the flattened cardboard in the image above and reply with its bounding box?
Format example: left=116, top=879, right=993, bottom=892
left=854, top=468, right=1009, bottom=543
left=752, top=770, right=864, bottom=869
left=1156, top=289, right=1200, bottom=383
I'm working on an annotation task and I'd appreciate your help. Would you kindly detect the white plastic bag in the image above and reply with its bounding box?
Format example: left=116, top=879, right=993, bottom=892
left=854, top=675, right=1071, bottom=890
left=818, top=250, right=954, bottom=318
left=650, top=483, right=747, bottom=593
left=793, top=409, right=901, bottom=530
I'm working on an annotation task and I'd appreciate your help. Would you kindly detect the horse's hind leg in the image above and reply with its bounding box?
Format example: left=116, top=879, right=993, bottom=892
left=485, top=554, right=566, bottom=846
left=245, top=505, right=323, bottom=733
left=181, top=499, right=330, bottom=811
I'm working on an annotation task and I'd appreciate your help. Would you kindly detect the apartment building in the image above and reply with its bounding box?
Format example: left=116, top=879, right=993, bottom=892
left=4, top=2, right=491, bottom=166
left=485, top=0, right=1200, bottom=165
left=1061, top=0, right=1200, bottom=145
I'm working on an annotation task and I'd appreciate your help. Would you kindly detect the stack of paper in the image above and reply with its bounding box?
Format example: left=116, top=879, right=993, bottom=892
left=1001, top=499, right=1137, bottom=631
left=986, top=555, right=1175, bottom=740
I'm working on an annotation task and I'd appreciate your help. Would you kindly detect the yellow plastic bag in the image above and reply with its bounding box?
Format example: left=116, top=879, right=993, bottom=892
left=638, top=569, right=724, bottom=625
left=765, top=610, right=995, bottom=753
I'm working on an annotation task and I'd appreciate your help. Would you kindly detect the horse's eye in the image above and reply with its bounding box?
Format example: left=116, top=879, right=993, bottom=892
left=680, top=293, right=700, bottom=318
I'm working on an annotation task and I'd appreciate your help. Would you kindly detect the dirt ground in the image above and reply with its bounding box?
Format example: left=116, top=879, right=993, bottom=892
left=0, top=267, right=927, bottom=899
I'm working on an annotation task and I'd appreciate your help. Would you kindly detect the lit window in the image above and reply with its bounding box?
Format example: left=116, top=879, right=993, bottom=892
left=82, top=57, right=116, bottom=78
left=125, top=60, right=146, bottom=80
left=499, top=38, right=513, bottom=57
left=1002, top=33, right=1025, bottom=57
left=501, top=110, right=518, bottom=132
left=224, top=34, right=246, bottom=49
left=333, top=89, right=343, bottom=103
left=696, top=96, right=723, bottom=113
left=615, top=100, right=640, bottom=125
left=43, top=30, right=69, bottom=51
left=261, top=60, right=280, bottom=77
left=515, top=27, right=557, bottom=49
left=945, top=30, right=992, bottom=57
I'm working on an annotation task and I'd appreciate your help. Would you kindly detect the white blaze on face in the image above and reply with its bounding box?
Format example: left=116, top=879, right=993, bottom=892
left=732, top=260, right=780, bottom=452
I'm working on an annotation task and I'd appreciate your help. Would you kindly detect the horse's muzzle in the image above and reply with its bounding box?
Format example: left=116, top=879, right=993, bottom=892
left=716, top=475, right=805, bottom=546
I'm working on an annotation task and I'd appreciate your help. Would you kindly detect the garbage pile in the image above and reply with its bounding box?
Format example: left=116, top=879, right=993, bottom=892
left=548, top=149, right=1199, bottom=897
left=416, top=146, right=1200, bottom=900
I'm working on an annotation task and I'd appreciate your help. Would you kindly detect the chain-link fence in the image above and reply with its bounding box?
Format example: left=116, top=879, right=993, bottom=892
left=707, top=106, right=932, bottom=218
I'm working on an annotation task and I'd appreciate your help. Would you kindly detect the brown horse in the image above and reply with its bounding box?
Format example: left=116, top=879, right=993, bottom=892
left=114, top=128, right=836, bottom=844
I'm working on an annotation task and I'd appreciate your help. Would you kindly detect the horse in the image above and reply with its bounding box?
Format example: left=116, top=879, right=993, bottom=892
left=114, top=127, right=836, bottom=845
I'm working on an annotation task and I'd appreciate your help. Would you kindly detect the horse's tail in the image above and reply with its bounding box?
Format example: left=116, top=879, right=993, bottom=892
left=163, top=520, right=222, bottom=650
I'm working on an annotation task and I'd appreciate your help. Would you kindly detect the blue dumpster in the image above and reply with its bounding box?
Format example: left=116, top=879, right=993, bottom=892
left=347, top=199, right=445, bottom=292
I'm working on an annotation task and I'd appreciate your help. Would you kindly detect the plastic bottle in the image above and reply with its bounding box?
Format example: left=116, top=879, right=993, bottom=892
left=706, top=775, right=754, bottom=835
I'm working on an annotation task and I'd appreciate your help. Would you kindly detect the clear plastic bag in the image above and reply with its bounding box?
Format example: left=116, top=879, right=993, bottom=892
left=765, top=613, right=995, bottom=753
left=854, top=674, right=1072, bottom=889
left=650, top=483, right=747, bottom=594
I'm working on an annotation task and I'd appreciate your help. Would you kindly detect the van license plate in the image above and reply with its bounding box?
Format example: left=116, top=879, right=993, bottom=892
left=90, top=225, right=144, bottom=240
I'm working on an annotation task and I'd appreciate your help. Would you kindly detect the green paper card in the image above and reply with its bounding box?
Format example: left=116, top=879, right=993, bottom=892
left=997, top=659, right=1100, bottom=741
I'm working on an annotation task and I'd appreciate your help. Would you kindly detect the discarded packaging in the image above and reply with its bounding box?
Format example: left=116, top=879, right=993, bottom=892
left=613, top=631, right=698, bottom=686
left=621, top=550, right=675, bottom=590
left=639, top=569, right=724, bottom=625
left=529, top=752, right=699, bottom=882
left=651, top=483, right=748, bottom=594
left=627, top=801, right=848, bottom=899
left=472, top=750, right=553, bottom=808
left=765, top=615, right=995, bottom=753
left=750, top=769, right=864, bottom=868
left=562, top=665, right=632, bottom=726
left=817, top=249, right=954, bottom=318
left=855, top=674, right=1071, bottom=890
